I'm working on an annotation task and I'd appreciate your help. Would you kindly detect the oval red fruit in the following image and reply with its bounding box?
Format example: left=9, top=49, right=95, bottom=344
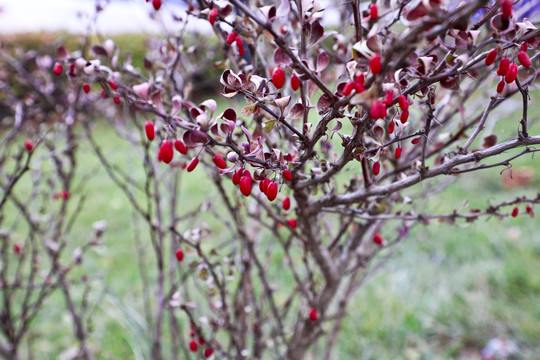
left=13, top=243, right=22, bottom=255
left=213, top=155, right=227, bottom=169
left=372, top=161, right=380, bottom=175
left=395, top=147, right=402, bottom=159
left=290, top=74, right=300, bottom=91
left=485, top=49, right=497, bottom=66
left=511, top=207, right=519, bottom=217
left=226, top=31, right=237, bottom=45
left=175, top=249, right=184, bottom=262
left=189, top=340, right=198, bottom=352
left=411, top=137, right=422, bottom=145
left=208, top=7, right=218, bottom=25
left=369, top=54, right=382, bottom=75
left=497, top=80, right=505, bottom=93
left=53, top=62, right=62, bottom=75
left=288, top=218, right=297, bottom=229
left=520, top=42, right=528, bottom=52
left=504, top=63, right=518, bottom=83
left=259, top=178, right=270, bottom=193
left=282, top=196, right=291, bottom=210
left=174, top=140, right=187, bottom=154
left=370, top=3, right=378, bottom=20
left=373, top=233, right=383, bottom=245
left=370, top=100, right=387, bottom=119
left=309, top=308, right=318, bottom=321
left=145, top=121, right=155, bottom=141
left=204, top=348, right=214, bottom=357
left=500, top=0, right=512, bottom=18
left=272, top=67, right=286, bottom=89
left=239, top=176, right=252, bottom=196
left=152, top=0, right=162, bottom=11
left=282, top=169, right=292, bottom=181
left=113, top=95, right=120, bottom=104
left=517, top=51, right=531, bottom=68
left=187, top=158, right=199, bottom=172
left=397, top=95, right=409, bottom=111
left=266, top=181, right=278, bottom=201
left=232, top=171, right=241, bottom=185
left=83, top=83, right=91, bottom=93
left=384, top=91, right=393, bottom=106
left=160, top=140, right=174, bottom=163
left=24, top=139, right=34, bottom=152
left=108, top=80, right=117, bottom=90
left=388, top=121, right=395, bottom=134
left=497, top=57, right=510, bottom=76
left=236, top=37, right=244, bottom=48
left=342, top=81, right=356, bottom=96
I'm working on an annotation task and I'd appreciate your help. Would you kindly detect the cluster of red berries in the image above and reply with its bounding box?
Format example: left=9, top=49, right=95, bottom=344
left=511, top=205, right=534, bottom=218
left=144, top=121, right=198, bottom=169
left=271, top=67, right=300, bottom=91
left=485, top=42, right=531, bottom=94
left=188, top=324, right=213, bottom=357
left=226, top=31, right=246, bottom=56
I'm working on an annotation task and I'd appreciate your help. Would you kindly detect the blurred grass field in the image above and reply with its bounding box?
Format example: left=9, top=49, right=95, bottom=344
left=2, top=33, right=540, bottom=359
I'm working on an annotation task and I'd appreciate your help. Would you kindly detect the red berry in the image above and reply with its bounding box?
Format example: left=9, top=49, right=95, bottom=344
left=53, top=62, right=62, bottom=75
left=397, top=95, right=409, bottom=111
left=485, top=49, right=497, bottom=66
left=266, top=181, right=278, bottom=201
left=373, top=233, right=383, bottom=245
left=500, top=0, right=512, bottom=18
left=282, top=169, right=292, bottom=182
left=370, top=100, right=386, bottom=119
left=144, top=121, right=155, bottom=141
left=174, top=140, right=187, bottom=154
left=355, top=73, right=365, bottom=85
left=189, top=340, right=198, bottom=352
left=152, top=0, right=162, bottom=11
left=497, top=57, right=510, bottom=76
left=372, top=161, right=380, bottom=175
left=400, top=110, right=409, bottom=124
left=309, top=308, right=318, bottom=321
left=511, top=207, right=519, bottom=217
left=199, top=337, right=205, bottom=345
left=160, top=140, right=174, bottom=164
left=101, top=89, right=108, bottom=99
left=13, top=243, right=22, bottom=255
left=235, top=37, right=244, bottom=48
left=342, top=81, right=356, bottom=96
left=288, top=218, right=297, bottom=229
left=238, top=47, right=245, bottom=56
left=520, top=42, right=528, bottom=52
left=259, top=178, right=270, bottom=193
left=204, top=348, right=214, bottom=357
left=369, top=54, right=382, bottom=75
left=395, top=147, right=402, bottom=159
left=108, top=80, right=117, bottom=90
left=411, top=137, right=422, bottom=145
left=226, top=31, right=238, bottom=45
left=187, top=158, right=199, bottom=172
left=504, top=63, right=518, bottom=83
left=290, top=74, right=300, bottom=91
left=370, top=3, right=378, bottom=20
left=383, top=90, right=393, bottom=106
left=497, top=80, right=505, bottom=93
left=213, top=155, right=227, bottom=169
left=526, top=205, right=533, bottom=214
left=24, top=139, right=34, bottom=152
left=282, top=196, right=291, bottom=210
left=355, top=82, right=365, bottom=93
left=239, top=176, right=252, bottom=196
left=113, top=95, right=120, bottom=104
left=83, top=83, right=91, bottom=93
left=517, top=51, right=531, bottom=68
left=208, top=7, right=218, bottom=24
left=175, top=249, right=184, bottom=262
left=232, top=171, right=241, bottom=185
left=272, top=67, right=286, bottom=89
left=388, top=121, right=395, bottom=134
